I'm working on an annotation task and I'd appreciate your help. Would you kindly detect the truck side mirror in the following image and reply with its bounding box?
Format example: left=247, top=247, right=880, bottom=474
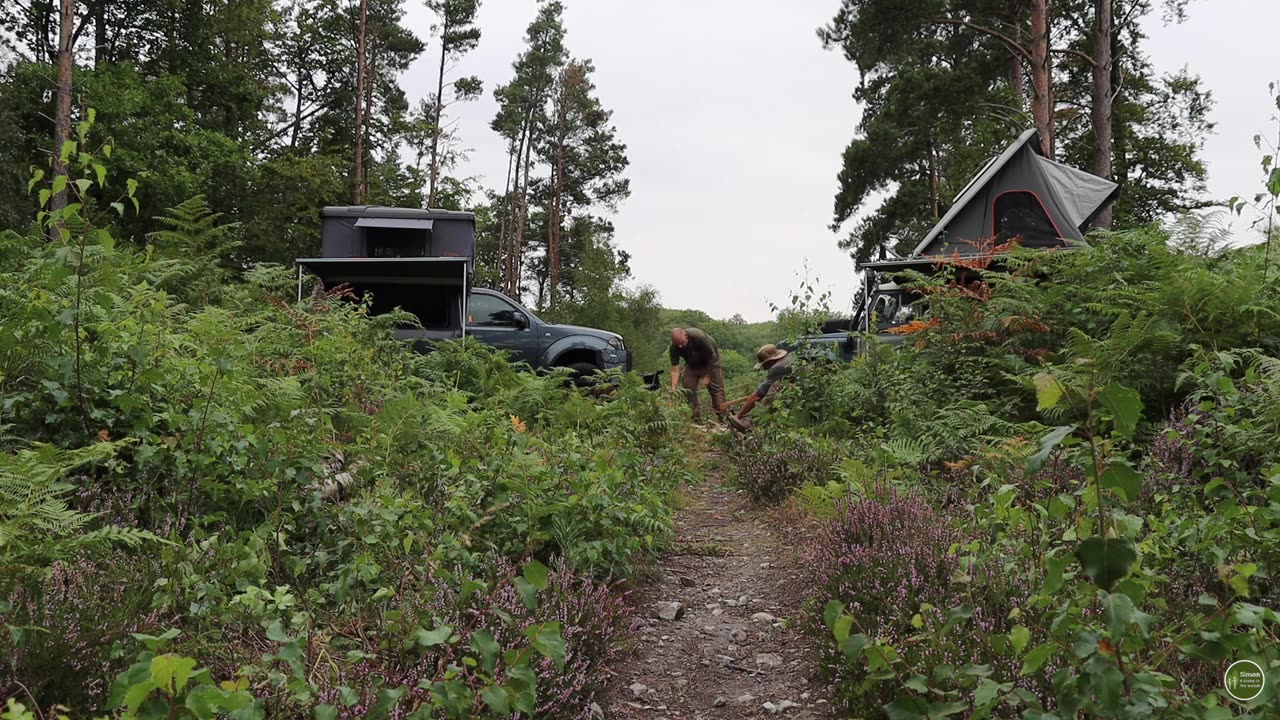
left=513, top=314, right=529, bottom=330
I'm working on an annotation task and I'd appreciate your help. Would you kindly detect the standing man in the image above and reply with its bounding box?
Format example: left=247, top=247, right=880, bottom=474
left=669, top=327, right=726, bottom=423
left=726, top=344, right=793, bottom=431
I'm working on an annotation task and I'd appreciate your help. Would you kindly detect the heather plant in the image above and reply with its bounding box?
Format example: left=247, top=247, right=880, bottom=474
left=728, top=429, right=840, bottom=503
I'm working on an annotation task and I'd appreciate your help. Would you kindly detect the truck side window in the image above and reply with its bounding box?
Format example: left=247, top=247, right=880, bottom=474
left=468, top=293, right=523, bottom=328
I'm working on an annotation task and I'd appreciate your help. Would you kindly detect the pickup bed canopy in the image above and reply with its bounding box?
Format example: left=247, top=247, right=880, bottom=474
left=296, top=256, right=470, bottom=338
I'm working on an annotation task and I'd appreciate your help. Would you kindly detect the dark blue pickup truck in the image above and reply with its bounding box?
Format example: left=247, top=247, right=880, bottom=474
left=461, top=287, right=630, bottom=373
left=297, top=206, right=631, bottom=375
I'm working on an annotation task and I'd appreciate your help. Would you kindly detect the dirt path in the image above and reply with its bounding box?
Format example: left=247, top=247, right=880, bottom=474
left=605, top=451, right=832, bottom=719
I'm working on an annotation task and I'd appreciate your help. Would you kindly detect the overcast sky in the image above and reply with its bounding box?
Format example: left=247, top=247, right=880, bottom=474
left=399, top=0, right=1280, bottom=322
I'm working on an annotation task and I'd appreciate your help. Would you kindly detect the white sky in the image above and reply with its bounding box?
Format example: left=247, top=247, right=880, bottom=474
left=399, top=0, right=1280, bottom=322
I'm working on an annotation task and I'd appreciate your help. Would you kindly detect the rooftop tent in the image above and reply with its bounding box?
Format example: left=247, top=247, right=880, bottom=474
left=320, top=206, right=476, bottom=261
left=912, top=129, right=1119, bottom=257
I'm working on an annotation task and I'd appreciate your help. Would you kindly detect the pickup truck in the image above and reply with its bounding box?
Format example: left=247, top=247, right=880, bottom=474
left=298, top=206, right=631, bottom=377
left=459, top=287, right=631, bottom=374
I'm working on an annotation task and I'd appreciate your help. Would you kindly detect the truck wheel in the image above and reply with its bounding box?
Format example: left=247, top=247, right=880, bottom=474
left=566, top=362, right=600, bottom=386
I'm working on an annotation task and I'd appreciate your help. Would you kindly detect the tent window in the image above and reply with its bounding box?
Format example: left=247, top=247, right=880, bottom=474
left=366, top=227, right=432, bottom=257
left=993, top=191, right=1060, bottom=246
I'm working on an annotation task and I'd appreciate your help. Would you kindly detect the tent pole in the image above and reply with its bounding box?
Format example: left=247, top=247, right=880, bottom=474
left=297, top=265, right=303, bottom=303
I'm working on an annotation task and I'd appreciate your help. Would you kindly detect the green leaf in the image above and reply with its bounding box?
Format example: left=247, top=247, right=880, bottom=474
left=1100, top=463, right=1142, bottom=504
left=1098, top=384, right=1142, bottom=440
left=60, top=140, right=76, bottom=162
left=904, top=675, right=930, bottom=693
left=823, top=600, right=845, bottom=630
left=1104, top=592, right=1135, bottom=639
left=973, top=679, right=1002, bottom=707
left=1043, top=553, right=1070, bottom=594
left=93, top=163, right=107, bottom=186
left=1075, top=536, right=1137, bottom=591
left=833, top=615, right=853, bottom=643
left=150, top=654, right=197, bottom=695
left=840, top=633, right=870, bottom=659
left=526, top=622, right=566, bottom=669
left=314, top=705, right=339, bottom=720
left=480, top=686, right=510, bottom=714
left=39, top=189, right=52, bottom=208
left=27, top=168, right=44, bottom=192
left=1026, top=425, right=1075, bottom=475
left=265, top=620, right=288, bottom=642
left=109, top=660, right=152, bottom=709
left=1095, top=664, right=1124, bottom=711
left=522, top=559, right=550, bottom=591
left=926, top=701, right=968, bottom=718
left=74, top=178, right=93, bottom=195
left=127, top=178, right=139, bottom=197
left=884, top=696, right=929, bottom=720
left=52, top=174, right=67, bottom=195
left=1009, top=625, right=1031, bottom=655
left=1020, top=643, right=1055, bottom=675
left=413, top=625, right=453, bottom=648
left=1269, top=167, right=1280, bottom=197
left=185, top=685, right=226, bottom=720
left=124, top=679, right=159, bottom=713
left=467, top=629, right=501, bottom=675
left=1033, top=372, right=1062, bottom=411
left=368, top=687, right=406, bottom=720
left=111, top=201, right=125, bottom=216
left=513, top=577, right=538, bottom=611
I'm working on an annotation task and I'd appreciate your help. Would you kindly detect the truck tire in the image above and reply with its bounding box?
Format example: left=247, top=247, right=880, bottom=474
left=566, top=362, right=600, bottom=386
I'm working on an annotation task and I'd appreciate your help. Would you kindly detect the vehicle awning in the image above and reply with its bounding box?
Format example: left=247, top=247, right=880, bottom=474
left=859, top=257, right=950, bottom=273
left=353, top=217, right=434, bottom=230
left=296, top=257, right=467, bottom=285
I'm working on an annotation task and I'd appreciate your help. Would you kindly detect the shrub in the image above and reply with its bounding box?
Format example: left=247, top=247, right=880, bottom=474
left=729, top=430, right=840, bottom=503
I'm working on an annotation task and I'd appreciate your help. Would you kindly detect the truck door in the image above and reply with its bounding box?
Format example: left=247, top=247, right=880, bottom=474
left=466, top=291, right=542, bottom=366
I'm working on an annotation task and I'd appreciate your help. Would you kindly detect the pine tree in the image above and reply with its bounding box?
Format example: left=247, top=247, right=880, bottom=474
left=425, top=0, right=482, bottom=208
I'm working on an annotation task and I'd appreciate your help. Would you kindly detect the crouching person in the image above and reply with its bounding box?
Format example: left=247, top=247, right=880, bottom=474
left=727, top=344, right=792, bottom=432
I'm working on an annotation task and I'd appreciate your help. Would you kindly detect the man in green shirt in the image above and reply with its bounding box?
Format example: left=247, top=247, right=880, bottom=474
left=668, top=327, right=726, bottom=423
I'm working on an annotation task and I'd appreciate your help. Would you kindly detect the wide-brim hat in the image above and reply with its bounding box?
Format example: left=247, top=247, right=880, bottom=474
left=754, top=344, right=789, bottom=369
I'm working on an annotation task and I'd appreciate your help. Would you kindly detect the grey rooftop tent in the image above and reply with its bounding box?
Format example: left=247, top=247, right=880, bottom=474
left=913, top=128, right=1119, bottom=258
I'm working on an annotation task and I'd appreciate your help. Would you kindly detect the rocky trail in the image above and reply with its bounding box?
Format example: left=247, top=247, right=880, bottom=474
left=605, top=451, right=832, bottom=719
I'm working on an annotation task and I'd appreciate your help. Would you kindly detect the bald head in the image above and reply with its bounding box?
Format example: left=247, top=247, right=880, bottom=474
left=671, top=327, right=688, bottom=348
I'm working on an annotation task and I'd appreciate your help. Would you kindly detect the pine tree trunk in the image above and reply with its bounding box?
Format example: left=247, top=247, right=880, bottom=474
left=353, top=0, right=368, bottom=204
left=291, top=74, right=304, bottom=149
left=511, top=123, right=535, bottom=297
left=927, top=137, right=940, bottom=220
left=497, top=138, right=517, bottom=288
left=1009, top=54, right=1025, bottom=110
left=428, top=32, right=448, bottom=208
left=1029, top=0, right=1054, bottom=158
left=505, top=123, right=530, bottom=294
left=549, top=76, right=569, bottom=311
left=93, top=0, right=106, bottom=68
left=1109, top=22, right=1125, bottom=224
left=1090, top=0, right=1114, bottom=228
left=49, top=0, right=75, bottom=236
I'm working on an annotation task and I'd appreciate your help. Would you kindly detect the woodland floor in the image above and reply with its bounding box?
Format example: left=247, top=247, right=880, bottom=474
left=604, top=444, right=834, bottom=719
